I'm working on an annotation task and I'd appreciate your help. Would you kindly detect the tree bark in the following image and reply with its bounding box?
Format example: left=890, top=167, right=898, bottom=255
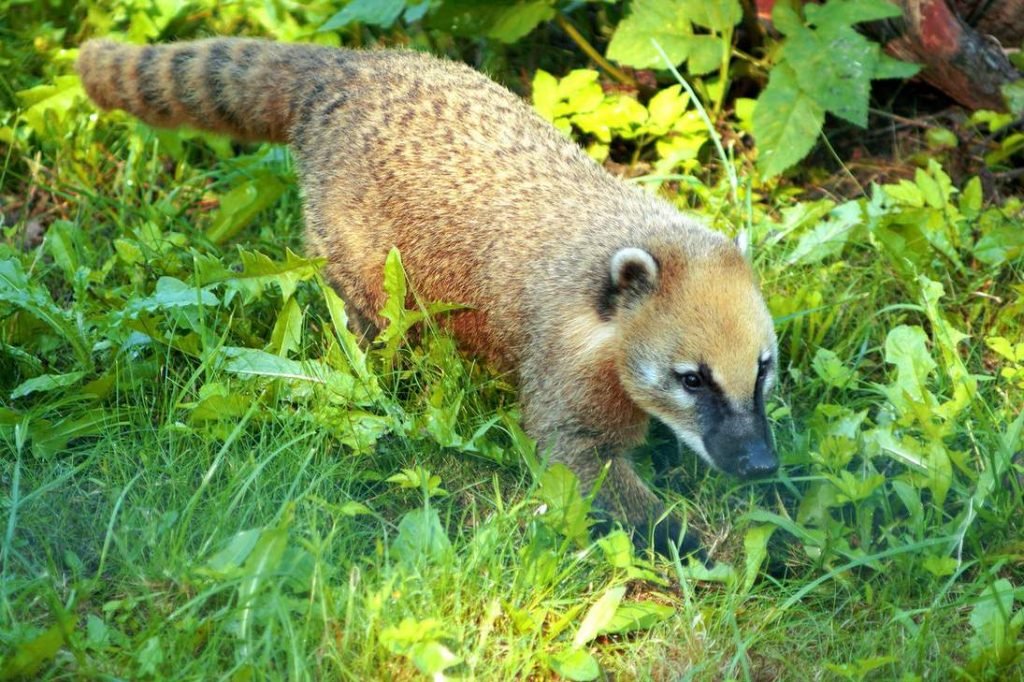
left=873, top=0, right=1022, bottom=111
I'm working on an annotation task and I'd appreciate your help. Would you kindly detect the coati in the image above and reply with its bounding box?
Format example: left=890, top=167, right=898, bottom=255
left=76, top=38, right=779, bottom=559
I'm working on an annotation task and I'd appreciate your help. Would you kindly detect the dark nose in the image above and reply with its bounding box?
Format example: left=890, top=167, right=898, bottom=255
left=738, top=440, right=778, bottom=478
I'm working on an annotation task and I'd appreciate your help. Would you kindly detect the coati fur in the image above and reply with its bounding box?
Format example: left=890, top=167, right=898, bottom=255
left=76, top=38, right=779, bottom=559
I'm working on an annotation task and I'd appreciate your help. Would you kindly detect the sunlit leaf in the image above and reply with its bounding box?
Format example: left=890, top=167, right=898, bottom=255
left=607, top=0, right=694, bottom=69
left=549, top=647, right=600, bottom=681
left=10, top=371, right=86, bottom=400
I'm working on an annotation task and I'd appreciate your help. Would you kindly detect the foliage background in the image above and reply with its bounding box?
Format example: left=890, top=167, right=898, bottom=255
left=1, top=0, right=1022, bottom=679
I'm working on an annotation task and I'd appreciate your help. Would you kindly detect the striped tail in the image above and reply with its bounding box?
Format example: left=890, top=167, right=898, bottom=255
left=76, top=38, right=331, bottom=143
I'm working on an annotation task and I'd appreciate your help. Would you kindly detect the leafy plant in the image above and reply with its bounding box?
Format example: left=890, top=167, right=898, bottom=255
left=752, top=0, right=919, bottom=177
left=532, top=68, right=709, bottom=170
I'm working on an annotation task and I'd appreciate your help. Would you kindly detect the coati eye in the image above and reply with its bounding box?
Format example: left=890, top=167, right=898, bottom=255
left=676, top=371, right=703, bottom=391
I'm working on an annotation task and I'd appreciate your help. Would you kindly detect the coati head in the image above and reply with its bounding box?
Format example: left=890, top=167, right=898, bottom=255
left=605, top=239, right=779, bottom=479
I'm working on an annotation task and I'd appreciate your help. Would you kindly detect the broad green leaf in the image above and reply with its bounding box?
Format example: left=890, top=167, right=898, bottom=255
left=685, top=35, right=726, bottom=76
left=960, top=176, right=983, bottom=214
left=873, top=52, right=920, bottom=80
left=597, top=530, right=634, bottom=568
left=921, top=555, right=958, bottom=577
left=753, top=63, right=824, bottom=177
left=222, top=347, right=324, bottom=382
left=883, top=325, right=936, bottom=409
left=646, top=85, right=690, bottom=136
left=379, top=247, right=408, bottom=335
left=409, top=640, right=462, bottom=675
left=10, top=371, right=86, bottom=400
left=675, top=557, right=737, bottom=583
left=607, top=0, right=694, bottom=69
left=914, top=167, right=946, bottom=209
left=205, top=173, right=287, bottom=244
left=320, top=0, right=405, bottom=30
left=203, top=528, right=262, bottom=576
left=137, top=637, right=163, bottom=677
left=883, top=179, right=924, bottom=207
left=785, top=200, right=863, bottom=265
left=321, top=284, right=371, bottom=379
left=1003, top=80, right=1024, bottom=115
left=85, top=615, right=110, bottom=650
left=321, top=409, right=393, bottom=453
left=804, top=0, right=903, bottom=28
left=129, top=277, right=219, bottom=313
left=238, top=516, right=291, bottom=642
left=391, top=507, right=451, bottom=564
left=534, top=464, right=593, bottom=546
left=268, top=296, right=303, bottom=358
left=17, top=76, right=85, bottom=137
left=986, top=337, right=1024, bottom=363
left=549, top=647, right=600, bottom=681
left=185, top=379, right=251, bottom=422
left=975, top=224, right=1024, bottom=266
left=742, top=524, right=775, bottom=592
left=0, top=616, right=71, bottom=679
left=684, top=0, right=742, bottom=32
left=573, top=586, right=625, bottom=648
left=380, top=617, right=446, bottom=652
left=404, top=1, right=430, bottom=22
left=783, top=24, right=877, bottom=127
left=826, top=656, right=901, bottom=679
left=485, top=1, right=555, bottom=42
left=556, top=70, right=604, bottom=118
left=771, top=1, right=803, bottom=35
left=44, top=220, right=82, bottom=283
left=811, top=348, right=857, bottom=388
left=0, top=258, right=92, bottom=366
left=28, top=410, right=110, bottom=459
left=572, top=94, right=649, bottom=143
left=198, top=248, right=322, bottom=304
left=599, top=600, right=675, bottom=635
left=428, top=1, right=555, bottom=43
left=338, top=500, right=372, bottom=516
left=531, top=70, right=560, bottom=121
left=968, top=579, right=1018, bottom=661
left=114, top=238, right=145, bottom=266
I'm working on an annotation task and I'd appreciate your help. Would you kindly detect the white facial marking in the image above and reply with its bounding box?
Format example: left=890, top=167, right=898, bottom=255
left=672, top=362, right=699, bottom=376
left=639, top=361, right=661, bottom=388
left=669, top=387, right=696, bottom=408
left=760, top=349, right=776, bottom=395
left=564, top=313, right=617, bottom=357
left=669, top=425, right=718, bottom=470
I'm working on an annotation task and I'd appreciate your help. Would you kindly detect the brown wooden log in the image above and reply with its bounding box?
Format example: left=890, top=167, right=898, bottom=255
left=954, top=0, right=1024, bottom=46
left=877, top=0, right=1021, bottom=111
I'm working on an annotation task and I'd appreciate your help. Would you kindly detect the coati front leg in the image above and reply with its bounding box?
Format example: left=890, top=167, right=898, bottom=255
left=520, top=374, right=705, bottom=562
left=549, top=427, right=704, bottom=561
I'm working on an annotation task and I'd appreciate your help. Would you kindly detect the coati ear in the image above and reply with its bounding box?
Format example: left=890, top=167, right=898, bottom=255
left=597, top=247, right=659, bottom=319
left=611, top=246, right=658, bottom=295
left=734, top=230, right=750, bottom=258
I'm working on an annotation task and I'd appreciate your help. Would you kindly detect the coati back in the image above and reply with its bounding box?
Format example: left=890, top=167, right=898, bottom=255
left=77, top=38, right=780, bottom=558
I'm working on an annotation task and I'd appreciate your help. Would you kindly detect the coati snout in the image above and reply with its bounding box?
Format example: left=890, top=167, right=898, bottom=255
left=77, top=38, right=780, bottom=563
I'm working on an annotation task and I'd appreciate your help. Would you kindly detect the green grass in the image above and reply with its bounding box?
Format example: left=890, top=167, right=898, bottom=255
left=2, top=4, right=1024, bottom=680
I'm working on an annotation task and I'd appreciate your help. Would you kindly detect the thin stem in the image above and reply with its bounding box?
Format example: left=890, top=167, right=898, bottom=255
left=651, top=39, right=738, bottom=206
left=555, top=13, right=637, bottom=87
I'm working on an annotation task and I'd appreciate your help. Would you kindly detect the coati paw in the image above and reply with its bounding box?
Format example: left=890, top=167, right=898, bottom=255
left=648, top=516, right=710, bottom=567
